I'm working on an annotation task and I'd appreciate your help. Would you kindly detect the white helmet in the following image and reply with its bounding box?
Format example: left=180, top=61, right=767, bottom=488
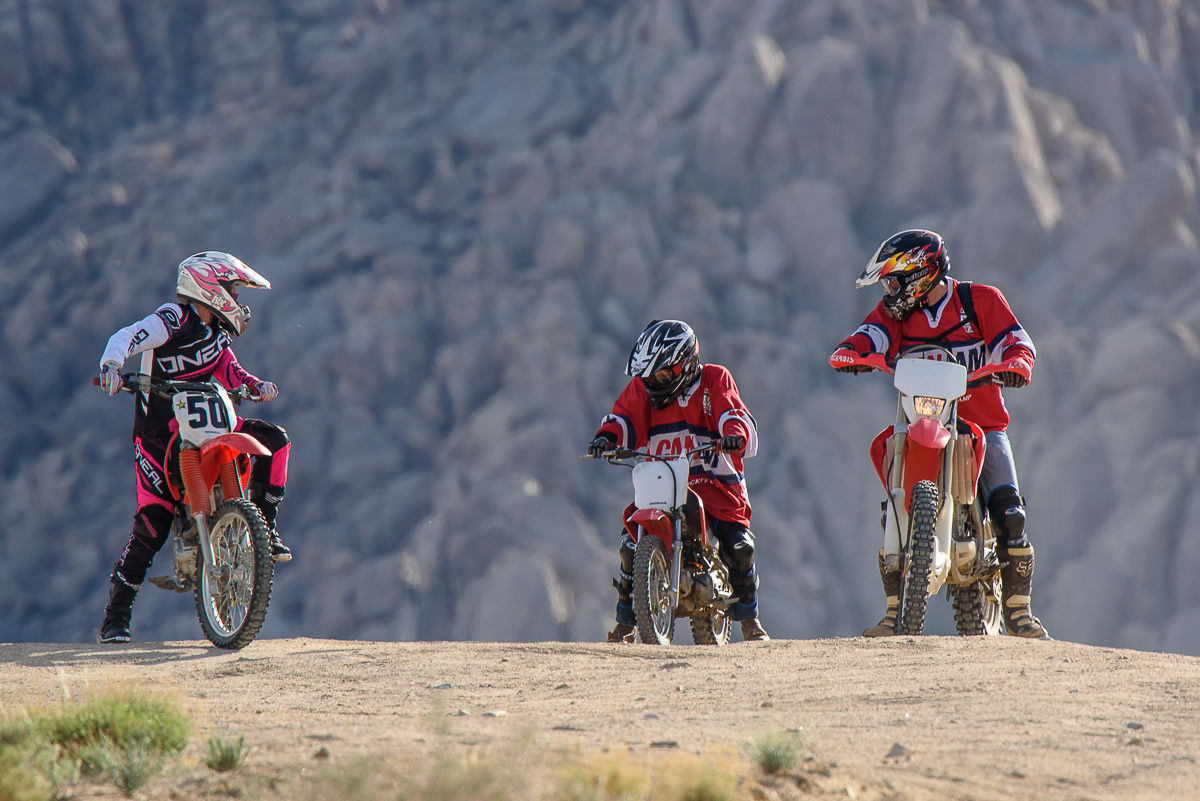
left=176, top=251, right=271, bottom=336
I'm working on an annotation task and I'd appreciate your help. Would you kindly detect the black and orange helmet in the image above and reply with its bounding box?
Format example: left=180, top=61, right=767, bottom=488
left=856, top=230, right=949, bottom=321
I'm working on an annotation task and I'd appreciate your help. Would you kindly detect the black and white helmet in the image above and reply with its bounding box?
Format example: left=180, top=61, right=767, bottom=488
left=626, top=320, right=701, bottom=409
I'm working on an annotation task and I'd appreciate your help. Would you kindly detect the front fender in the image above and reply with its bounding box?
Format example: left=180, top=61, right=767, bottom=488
left=907, top=417, right=951, bottom=450
left=626, top=508, right=674, bottom=553
left=197, top=433, right=270, bottom=496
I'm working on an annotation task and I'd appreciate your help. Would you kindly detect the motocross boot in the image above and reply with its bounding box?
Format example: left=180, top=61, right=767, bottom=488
left=741, top=618, right=770, bottom=641
left=1000, top=544, right=1049, bottom=638
left=250, top=480, right=292, bottom=562
left=863, top=550, right=902, bottom=637
left=98, top=569, right=139, bottom=644
left=607, top=623, right=635, bottom=643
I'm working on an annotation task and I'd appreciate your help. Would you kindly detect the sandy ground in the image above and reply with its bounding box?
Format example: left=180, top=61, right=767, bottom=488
left=3, top=636, right=1199, bottom=800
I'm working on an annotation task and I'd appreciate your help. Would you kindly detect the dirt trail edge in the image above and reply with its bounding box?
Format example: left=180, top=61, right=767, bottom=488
left=2, top=636, right=1198, bottom=800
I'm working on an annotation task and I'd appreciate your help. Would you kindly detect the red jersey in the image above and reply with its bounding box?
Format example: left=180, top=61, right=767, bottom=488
left=595, top=364, right=757, bottom=525
left=837, top=278, right=1035, bottom=432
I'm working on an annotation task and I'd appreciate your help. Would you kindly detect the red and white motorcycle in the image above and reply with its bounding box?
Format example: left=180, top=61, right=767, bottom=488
left=594, top=444, right=735, bottom=645
left=101, top=374, right=276, bottom=649
left=829, top=345, right=1031, bottom=635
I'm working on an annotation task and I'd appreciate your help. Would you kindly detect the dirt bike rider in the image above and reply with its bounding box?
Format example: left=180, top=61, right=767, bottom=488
left=588, top=320, right=769, bottom=643
left=95, top=251, right=292, bottom=644
left=831, top=229, right=1047, bottom=639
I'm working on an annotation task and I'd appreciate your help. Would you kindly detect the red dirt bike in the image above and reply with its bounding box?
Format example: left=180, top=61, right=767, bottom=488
left=829, top=345, right=1031, bottom=635
left=100, top=374, right=276, bottom=649
left=593, top=444, right=735, bottom=645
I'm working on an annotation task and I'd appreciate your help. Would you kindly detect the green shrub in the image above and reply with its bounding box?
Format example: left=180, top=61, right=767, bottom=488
left=204, top=733, right=248, bottom=772
left=746, top=730, right=806, bottom=776
left=0, top=689, right=191, bottom=799
left=35, top=689, right=191, bottom=764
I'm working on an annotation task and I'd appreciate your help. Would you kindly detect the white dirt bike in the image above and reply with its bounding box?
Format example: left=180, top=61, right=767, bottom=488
left=829, top=345, right=1031, bottom=635
left=594, top=444, right=736, bottom=645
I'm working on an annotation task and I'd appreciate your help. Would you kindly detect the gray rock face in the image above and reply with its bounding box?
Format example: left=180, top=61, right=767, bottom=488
left=2, top=0, right=1199, bottom=653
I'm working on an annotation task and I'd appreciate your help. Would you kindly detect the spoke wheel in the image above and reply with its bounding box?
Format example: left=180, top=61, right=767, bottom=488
left=690, top=607, right=731, bottom=645
left=632, top=535, right=675, bottom=645
left=195, top=498, right=274, bottom=650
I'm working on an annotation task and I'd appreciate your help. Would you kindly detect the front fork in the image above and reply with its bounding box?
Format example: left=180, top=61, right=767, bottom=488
left=668, top=516, right=683, bottom=608
left=881, top=431, right=957, bottom=588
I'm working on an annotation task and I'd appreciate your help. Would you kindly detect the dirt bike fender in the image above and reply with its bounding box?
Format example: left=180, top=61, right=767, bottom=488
left=196, top=433, right=270, bottom=495
left=625, top=508, right=674, bottom=552
left=907, top=417, right=951, bottom=450
left=201, top=432, right=271, bottom=460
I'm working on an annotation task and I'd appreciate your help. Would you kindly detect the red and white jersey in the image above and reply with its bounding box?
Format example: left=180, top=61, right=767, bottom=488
left=595, top=364, right=758, bottom=525
left=837, top=278, right=1035, bottom=432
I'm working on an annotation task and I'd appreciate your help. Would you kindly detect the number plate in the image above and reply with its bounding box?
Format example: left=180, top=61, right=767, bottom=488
left=173, top=386, right=237, bottom=446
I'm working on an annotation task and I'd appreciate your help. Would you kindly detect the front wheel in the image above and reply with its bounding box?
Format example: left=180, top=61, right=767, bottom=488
left=897, top=480, right=939, bottom=636
left=632, top=535, right=675, bottom=645
left=195, top=498, right=274, bottom=650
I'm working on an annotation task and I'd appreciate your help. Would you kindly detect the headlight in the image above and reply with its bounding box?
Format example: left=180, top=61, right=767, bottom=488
left=913, top=396, right=946, bottom=416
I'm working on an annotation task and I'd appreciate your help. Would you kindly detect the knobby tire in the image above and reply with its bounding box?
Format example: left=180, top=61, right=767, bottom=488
left=632, top=535, right=675, bottom=645
left=898, top=480, right=939, bottom=636
left=194, top=498, right=274, bottom=650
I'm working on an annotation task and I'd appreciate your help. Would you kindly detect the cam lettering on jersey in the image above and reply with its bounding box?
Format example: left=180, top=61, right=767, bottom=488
left=949, top=343, right=988, bottom=373
left=652, top=433, right=705, bottom=458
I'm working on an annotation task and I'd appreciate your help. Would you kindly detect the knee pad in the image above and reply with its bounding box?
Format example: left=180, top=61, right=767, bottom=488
left=715, top=524, right=756, bottom=575
left=118, top=505, right=175, bottom=584
left=987, top=486, right=1027, bottom=549
left=244, top=420, right=289, bottom=451
left=618, top=532, right=636, bottom=573
left=135, top=505, right=174, bottom=546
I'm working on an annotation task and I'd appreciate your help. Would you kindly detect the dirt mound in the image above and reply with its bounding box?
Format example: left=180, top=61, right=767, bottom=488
left=4, top=636, right=1198, bottom=799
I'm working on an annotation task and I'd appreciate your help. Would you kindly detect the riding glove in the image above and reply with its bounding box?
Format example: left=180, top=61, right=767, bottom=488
left=588, top=434, right=616, bottom=458
left=718, top=434, right=746, bottom=455
left=255, top=381, right=279, bottom=401
left=997, top=371, right=1028, bottom=388
left=99, top=360, right=123, bottom=396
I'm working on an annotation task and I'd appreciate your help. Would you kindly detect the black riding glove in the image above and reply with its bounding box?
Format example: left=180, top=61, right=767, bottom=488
left=997, top=371, right=1028, bottom=388
left=588, top=433, right=617, bottom=458
left=718, top=434, right=746, bottom=455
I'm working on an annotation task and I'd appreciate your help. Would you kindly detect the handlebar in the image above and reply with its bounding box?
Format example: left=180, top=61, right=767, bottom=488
left=582, top=443, right=718, bottom=462
left=94, top=373, right=261, bottom=402
left=829, top=350, right=1029, bottom=387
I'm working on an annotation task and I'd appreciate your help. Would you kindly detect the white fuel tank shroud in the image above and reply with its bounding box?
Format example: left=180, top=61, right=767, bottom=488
left=632, top=458, right=690, bottom=510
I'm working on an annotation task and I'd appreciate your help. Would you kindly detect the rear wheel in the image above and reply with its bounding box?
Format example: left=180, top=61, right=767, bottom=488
left=690, top=607, right=731, bottom=645
left=898, top=480, right=938, bottom=636
left=953, top=573, right=1003, bottom=635
left=633, top=535, right=675, bottom=645
left=195, top=498, right=274, bottom=650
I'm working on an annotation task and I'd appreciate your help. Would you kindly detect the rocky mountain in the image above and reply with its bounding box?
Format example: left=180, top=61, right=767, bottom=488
left=2, top=0, right=1199, bottom=653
